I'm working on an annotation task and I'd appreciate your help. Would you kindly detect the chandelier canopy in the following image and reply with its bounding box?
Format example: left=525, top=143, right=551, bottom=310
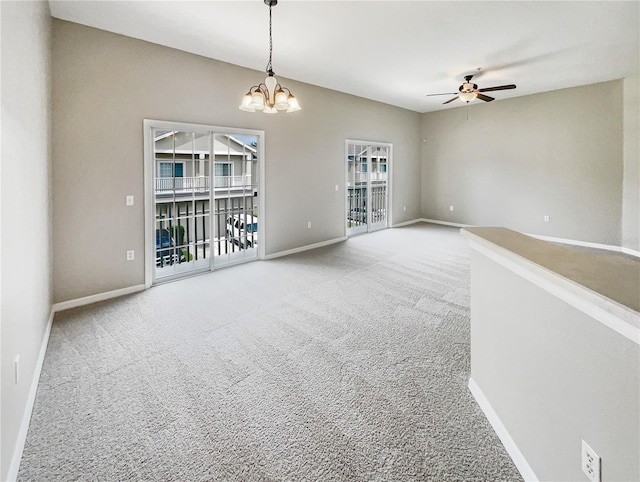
left=239, top=0, right=301, bottom=114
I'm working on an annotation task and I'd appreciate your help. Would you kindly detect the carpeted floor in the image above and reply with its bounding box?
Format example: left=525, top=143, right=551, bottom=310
left=18, top=223, right=522, bottom=481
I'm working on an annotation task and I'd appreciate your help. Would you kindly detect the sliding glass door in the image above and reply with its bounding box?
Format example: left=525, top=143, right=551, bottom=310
left=145, top=121, right=264, bottom=285
left=346, top=141, right=391, bottom=237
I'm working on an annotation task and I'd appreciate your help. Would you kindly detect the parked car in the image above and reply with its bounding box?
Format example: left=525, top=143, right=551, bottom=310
left=155, top=228, right=186, bottom=266
left=226, top=214, right=258, bottom=248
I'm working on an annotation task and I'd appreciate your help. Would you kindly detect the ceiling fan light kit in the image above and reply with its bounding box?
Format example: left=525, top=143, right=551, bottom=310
left=428, top=74, right=516, bottom=106
left=239, top=0, right=301, bottom=114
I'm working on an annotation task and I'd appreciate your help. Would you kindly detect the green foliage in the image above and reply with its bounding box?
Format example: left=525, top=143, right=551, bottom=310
left=171, top=225, right=185, bottom=245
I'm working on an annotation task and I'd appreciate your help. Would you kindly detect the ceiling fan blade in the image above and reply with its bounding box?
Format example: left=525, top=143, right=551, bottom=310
left=478, top=84, right=516, bottom=92
left=443, top=96, right=459, bottom=104
left=426, top=92, right=457, bottom=97
left=476, top=93, right=495, bottom=102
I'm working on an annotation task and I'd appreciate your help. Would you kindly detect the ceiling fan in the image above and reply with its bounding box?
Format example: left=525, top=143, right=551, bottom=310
left=427, top=74, right=516, bottom=104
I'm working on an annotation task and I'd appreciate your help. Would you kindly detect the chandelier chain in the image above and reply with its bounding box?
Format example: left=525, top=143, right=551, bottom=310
left=266, top=4, right=273, bottom=75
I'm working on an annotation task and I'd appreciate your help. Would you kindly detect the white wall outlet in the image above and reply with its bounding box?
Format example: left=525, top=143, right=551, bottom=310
left=449, top=205, right=454, bottom=211
left=544, top=215, right=550, bottom=223
left=335, top=184, right=339, bottom=191
left=582, top=440, right=601, bottom=482
left=307, top=221, right=312, bottom=229
left=126, top=195, right=134, bottom=206
left=14, top=355, right=20, bottom=384
left=403, top=205, right=406, bottom=212
left=126, top=250, right=135, bottom=261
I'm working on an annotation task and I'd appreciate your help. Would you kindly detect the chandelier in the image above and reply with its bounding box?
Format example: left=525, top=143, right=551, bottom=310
left=239, top=0, right=301, bottom=114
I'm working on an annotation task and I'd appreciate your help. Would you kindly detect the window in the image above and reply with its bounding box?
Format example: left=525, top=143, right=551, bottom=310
left=158, top=161, right=184, bottom=178
left=214, top=162, right=232, bottom=177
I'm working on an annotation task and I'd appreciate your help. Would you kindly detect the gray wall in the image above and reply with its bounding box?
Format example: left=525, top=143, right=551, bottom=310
left=622, top=75, right=639, bottom=251
left=470, top=249, right=639, bottom=481
left=0, top=2, right=53, bottom=480
left=52, top=19, right=422, bottom=303
left=421, top=81, right=626, bottom=245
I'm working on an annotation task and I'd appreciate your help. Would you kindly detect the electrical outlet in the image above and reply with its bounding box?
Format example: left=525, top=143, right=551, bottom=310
left=582, top=440, right=601, bottom=482
left=403, top=205, right=406, bottom=212
left=126, top=250, right=135, bottom=261
left=307, top=221, right=312, bottom=229
left=126, top=195, right=134, bottom=206
left=544, top=215, right=550, bottom=223
left=449, top=205, right=454, bottom=212
left=335, top=184, right=339, bottom=191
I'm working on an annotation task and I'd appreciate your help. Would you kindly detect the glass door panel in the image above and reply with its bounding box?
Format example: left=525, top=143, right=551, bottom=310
left=346, top=141, right=390, bottom=237
left=213, top=133, right=259, bottom=268
left=369, top=146, right=388, bottom=231
left=154, top=130, right=211, bottom=280
left=347, top=143, right=368, bottom=236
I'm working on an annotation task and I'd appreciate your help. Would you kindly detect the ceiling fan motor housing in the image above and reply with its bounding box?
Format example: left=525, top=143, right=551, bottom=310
left=459, top=82, right=478, bottom=93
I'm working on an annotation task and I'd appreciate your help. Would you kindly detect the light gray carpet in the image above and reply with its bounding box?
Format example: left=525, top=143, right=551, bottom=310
left=18, top=223, right=522, bottom=481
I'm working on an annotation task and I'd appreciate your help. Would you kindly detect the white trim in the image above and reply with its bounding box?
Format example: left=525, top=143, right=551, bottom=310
left=258, top=134, right=266, bottom=261
left=622, top=246, right=640, bottom=257
left=468, top=378, right=539, bottom=482
left=7, top=308, right=55, bottom=482
left=264, top=236, right=346, bottom=260
left=143, top=120, right=154, bottom=289
left=464, top=235, right=640, bottom=344
left=527, top=233, right=640, bottom=258
left=422, top=218, right=639, bottom=258
left=420, top=218, right=471, bottom=228
left=52, top=284, right=146, bottom=313
left=391, top=218, right=423, bottom=228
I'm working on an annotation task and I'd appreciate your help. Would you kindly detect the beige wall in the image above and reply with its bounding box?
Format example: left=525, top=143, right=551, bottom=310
left=0, top=1, right=53, bottom=480
left=52, top=20, right=422, bottom=303
left=421, top=81, right=625, bottom=245
left=622, top=75, right=639, bottom=251
left=470, top=249, right=639, bottom=481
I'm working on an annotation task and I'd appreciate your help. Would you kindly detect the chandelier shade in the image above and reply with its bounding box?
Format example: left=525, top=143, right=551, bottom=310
left=239, top=0, right=301, bottom=114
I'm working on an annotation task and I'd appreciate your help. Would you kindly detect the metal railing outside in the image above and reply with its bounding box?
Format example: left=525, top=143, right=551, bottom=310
left=156, top=176, right=209, bottom=192
left=155, top=175, right=253, bottom=192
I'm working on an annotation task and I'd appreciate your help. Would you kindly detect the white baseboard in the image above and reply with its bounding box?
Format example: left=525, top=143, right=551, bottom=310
left=7, top=308, right=55, bottom=482
left=527, top=233, right=640, bottom=258
left=421, top=218, right=638, bottom=258
left=52, top=284, right=146, bottom=313
left=391, top=218, right=423, bottom=228
left=468, top=378, right=538, bottom=482
left=9, top=283, right=147, bottom=480
left=420, top=218, right=471, bottom=228
left=622, top=246, right=640, bottom=257
left=264, top=236, right=347, bottom=260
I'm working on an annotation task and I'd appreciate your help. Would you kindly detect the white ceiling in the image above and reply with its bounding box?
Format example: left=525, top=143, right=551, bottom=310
left=49, top=1, right=639, bottom=113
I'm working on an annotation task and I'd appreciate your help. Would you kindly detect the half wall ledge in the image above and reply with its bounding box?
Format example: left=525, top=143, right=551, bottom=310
left=461, top=227, right=639, bottom=481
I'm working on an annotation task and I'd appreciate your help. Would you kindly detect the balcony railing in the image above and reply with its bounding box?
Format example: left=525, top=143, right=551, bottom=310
left=214, top=175, right=252, bottom=188
left=348, top=172, right=388, bottom=187
left=155, top=175, right=252, bottom=193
